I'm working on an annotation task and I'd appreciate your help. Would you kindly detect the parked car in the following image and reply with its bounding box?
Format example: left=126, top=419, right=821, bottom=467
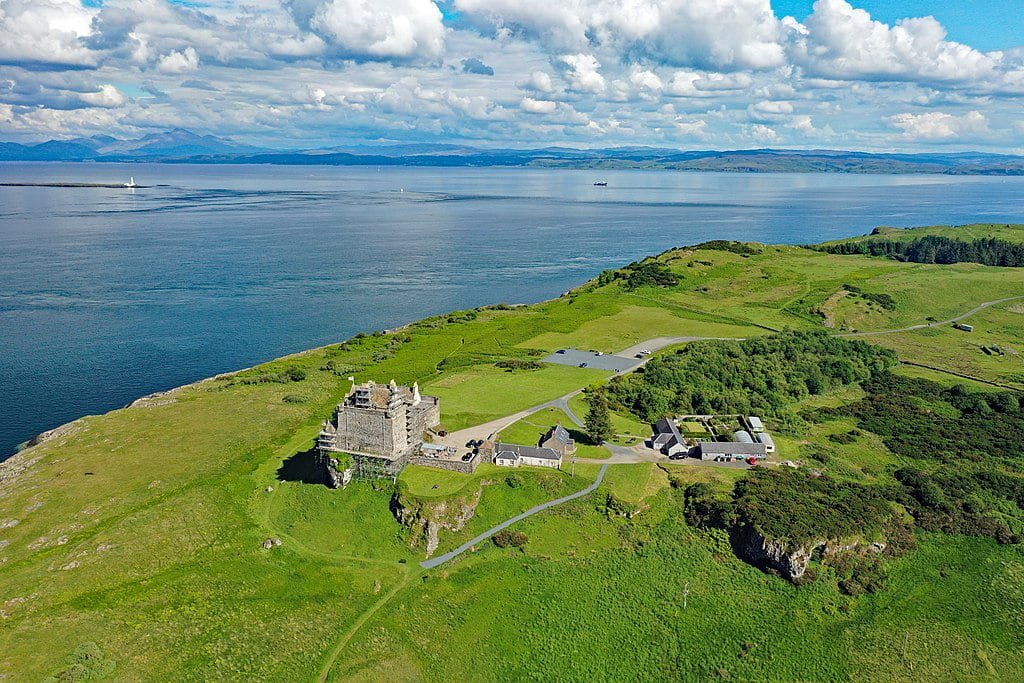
left=556, top=349, right=567, bottom=354
left=461, top=453, right=473, bottom=462
left=579, top=362, right=588, bottom=368
left=635, top=353, right=645, bottom=359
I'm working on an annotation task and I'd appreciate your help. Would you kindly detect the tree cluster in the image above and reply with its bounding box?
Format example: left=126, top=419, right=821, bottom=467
left=607, top=330, right=897, bottom=421
left=820, top=235, right=1024, bottom=267
left=602, top=259, right=681, bottom=290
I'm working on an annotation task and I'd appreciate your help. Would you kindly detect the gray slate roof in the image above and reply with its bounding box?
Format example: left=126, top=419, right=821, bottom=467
left=546, top=424, right=572, bottom=445
left=495, top=442, right=562, bottom=461
left=652, top=418, right=683, bottom=448
left=699, top=441, right=767, bottom=456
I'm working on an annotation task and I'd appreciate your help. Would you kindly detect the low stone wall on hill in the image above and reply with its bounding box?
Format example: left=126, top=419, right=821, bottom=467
left=409, top=452, right=481, bottom=474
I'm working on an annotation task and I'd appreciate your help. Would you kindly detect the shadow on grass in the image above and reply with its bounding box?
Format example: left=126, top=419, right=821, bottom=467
left=277, top=447, right=327, bottom=485
left=566, top=426, right=599, bottom=447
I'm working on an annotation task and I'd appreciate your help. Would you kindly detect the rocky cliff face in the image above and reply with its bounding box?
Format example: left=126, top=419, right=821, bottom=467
left=391, top=488, right=482, bottom=556
left=741, top=527, right=884, bottom=582
left=319, top=453, right=352, bottom=489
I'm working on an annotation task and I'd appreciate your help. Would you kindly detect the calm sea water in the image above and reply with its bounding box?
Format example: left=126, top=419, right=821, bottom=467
left=3, top=162, right=1024, bottom=458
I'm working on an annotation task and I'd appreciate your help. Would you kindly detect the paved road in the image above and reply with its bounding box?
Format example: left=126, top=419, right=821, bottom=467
left=420, top=463, right=610, bottom=569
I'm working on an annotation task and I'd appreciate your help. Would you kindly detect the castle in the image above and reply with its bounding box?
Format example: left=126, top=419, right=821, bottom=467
left=317, top=380, right=441, bottom=485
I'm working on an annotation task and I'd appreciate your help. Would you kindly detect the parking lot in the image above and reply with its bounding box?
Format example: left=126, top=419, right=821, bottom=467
left=542, top=348, right=640, bottom=373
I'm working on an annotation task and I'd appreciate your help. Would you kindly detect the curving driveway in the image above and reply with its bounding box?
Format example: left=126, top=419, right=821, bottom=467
left=421, top=463, right=610, bottom=569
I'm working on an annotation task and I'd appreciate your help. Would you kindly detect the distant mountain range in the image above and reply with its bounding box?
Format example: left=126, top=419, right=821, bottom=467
left=3, top=129, right=1024, bottom=174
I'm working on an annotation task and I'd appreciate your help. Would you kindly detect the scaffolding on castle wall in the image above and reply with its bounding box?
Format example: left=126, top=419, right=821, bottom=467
left=352, top=451, right=409, bottom=479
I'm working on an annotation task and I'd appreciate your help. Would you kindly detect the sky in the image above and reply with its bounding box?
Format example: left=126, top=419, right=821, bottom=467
left=1, top=0, right=1023, bottom=151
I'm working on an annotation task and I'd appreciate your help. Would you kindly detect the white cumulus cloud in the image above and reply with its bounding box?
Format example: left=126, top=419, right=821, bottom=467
left=888, top=110, right=988, bottom=140
left=157, top=47, right=200, bottom=74
left=456, top=0, right=785, bottom=70
left=560, top=53, right=605, bottom=93
left=288, top=0, right=446, bottom=61
left=0, top=0, right=98, bottom=69
left=520, top=96, right=557, bottom=114
left=80, top=84, right=127, bottom=108
left=790, top=0, right=998, bottom=84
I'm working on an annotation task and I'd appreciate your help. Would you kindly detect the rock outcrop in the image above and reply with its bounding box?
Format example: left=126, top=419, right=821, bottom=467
left=390, top=487, right=482, bottom=556
left=741, top=527, right=883, bottom=582
left=320, top=454, right=353, bottom=489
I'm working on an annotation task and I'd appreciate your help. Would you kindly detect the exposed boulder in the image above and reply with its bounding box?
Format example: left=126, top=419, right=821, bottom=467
left=319, top=453, right=353, bottom=489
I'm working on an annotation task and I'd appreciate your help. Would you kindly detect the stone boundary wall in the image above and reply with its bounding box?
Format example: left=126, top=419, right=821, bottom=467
left=409, top=452, right=481, bottom=474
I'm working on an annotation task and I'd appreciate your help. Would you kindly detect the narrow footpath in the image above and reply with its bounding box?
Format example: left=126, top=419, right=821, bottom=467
left=421, top=463, right=610, bottom=569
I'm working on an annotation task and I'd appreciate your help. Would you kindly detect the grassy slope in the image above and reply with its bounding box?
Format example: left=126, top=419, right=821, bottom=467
left=822, top=222, right=1024, bottom=246
left=3, top=225, right=1024, bottom=679
left=332, top=490, right=1024, bottom=682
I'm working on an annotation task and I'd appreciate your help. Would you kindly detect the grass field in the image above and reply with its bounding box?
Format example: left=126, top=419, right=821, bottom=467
left=522, top=304, right=758, bottom=353
left=496, top=406, right=612, bottom=459
left=424, top=363, right=610, bottom=431
left=602, top=463, right=669, bottom=503
left=3, top=225, right=1024, bottom=679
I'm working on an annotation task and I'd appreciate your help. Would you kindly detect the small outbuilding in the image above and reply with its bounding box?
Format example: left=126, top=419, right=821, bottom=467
left=651, top=418, right=686, bottom=456
left=732, top=430, right=755, bottom=444
left=541, top=423, right=576, bottom=456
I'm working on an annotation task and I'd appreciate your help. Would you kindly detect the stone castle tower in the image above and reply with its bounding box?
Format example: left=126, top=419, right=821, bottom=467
left=317, top=380, right=440, bottom=483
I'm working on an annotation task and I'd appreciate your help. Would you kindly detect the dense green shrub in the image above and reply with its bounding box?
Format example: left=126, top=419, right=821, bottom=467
left=733, top=469, right=893, bottom=546
left=690, top=240, right=763, bottom=255
left=608, top=330, right=897, bottom=421
left=841, top=284, right=897, bottom=310
left=824, top=372, right=1024, bottom=544
left=496, top=359, right=543, bottom=371
left=616, top=260, right=680, bottom=290
left=493, top=530, right=528, bottom=548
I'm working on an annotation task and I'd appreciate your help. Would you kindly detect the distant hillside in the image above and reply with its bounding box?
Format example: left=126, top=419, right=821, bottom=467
left=2, top=132, right=1024, bottom=174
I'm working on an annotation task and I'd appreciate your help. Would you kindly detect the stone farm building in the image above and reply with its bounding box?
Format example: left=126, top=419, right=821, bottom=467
left=698, top=441, right=768, bottom=462
left=651, top=418, right=686, bottom=456
left=317, top=380, right=440, bottom=484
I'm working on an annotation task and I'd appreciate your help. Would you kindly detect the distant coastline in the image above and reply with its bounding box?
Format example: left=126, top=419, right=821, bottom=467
left=3, top=128, right=1024, bottom=175
left=0, top=182, right=148, bottom=189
